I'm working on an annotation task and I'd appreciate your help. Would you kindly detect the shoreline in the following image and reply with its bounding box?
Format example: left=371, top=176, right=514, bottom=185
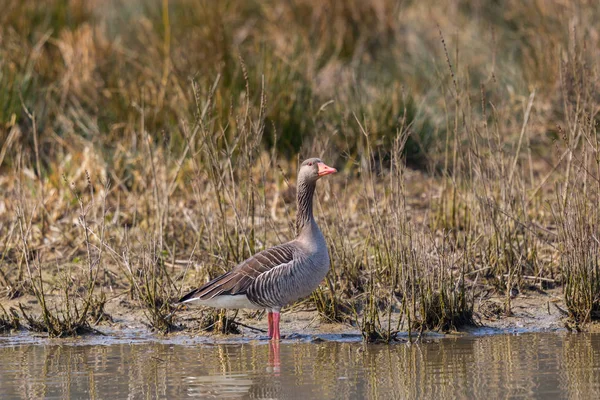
left=4, top=287, right=594, bottom=346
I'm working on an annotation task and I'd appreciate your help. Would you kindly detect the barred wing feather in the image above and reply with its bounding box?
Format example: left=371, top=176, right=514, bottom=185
left=178, top=243, right=296, bottom=303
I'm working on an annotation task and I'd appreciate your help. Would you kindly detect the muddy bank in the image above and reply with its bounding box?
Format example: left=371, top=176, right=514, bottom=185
left=4, top=287, right=590, bottom=343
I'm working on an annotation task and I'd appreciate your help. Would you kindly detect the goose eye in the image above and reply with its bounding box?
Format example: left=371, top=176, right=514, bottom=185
left=308, top=162, right=313, bottom=166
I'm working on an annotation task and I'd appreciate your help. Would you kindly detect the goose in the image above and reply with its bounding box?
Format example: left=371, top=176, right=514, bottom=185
left=178, top=158, right=337, bottom=340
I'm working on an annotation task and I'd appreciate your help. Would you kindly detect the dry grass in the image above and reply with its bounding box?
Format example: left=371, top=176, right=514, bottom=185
left=1, top=0, right=600, bottom=340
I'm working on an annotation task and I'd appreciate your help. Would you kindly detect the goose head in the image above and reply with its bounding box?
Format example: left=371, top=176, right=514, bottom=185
left=298, top=158, right=337, bottom=184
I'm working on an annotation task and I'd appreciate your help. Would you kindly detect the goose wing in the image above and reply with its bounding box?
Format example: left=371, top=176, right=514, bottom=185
left=178, top=243, right=296, bottom=303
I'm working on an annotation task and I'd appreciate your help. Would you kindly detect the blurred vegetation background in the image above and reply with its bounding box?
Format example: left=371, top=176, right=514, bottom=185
left=3, top=0, right=597, bottom=171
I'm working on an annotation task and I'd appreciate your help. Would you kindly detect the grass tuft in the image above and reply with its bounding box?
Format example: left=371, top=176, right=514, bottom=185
left=0, top=305, right=20, bottom=333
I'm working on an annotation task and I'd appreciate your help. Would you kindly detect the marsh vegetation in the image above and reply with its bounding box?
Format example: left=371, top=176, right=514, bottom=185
left=1, top=0, right=599, bottom=340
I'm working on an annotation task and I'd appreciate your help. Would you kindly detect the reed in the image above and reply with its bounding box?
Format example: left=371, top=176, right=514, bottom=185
left=552, top=31, right=600, bottom=327
left=11, top=163, right=109, bottom=336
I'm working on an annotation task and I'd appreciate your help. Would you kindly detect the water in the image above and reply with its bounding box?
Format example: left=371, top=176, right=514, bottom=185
left=1, top=332, right=600, bottom=399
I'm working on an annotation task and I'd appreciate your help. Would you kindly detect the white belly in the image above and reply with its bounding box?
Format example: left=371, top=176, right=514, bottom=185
left=181, top=294, right=262, bottom=310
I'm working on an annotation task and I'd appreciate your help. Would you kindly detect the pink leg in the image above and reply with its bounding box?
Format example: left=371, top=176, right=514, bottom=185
left=267, top=312, right=273, bottom=339
left=272, top=312, right=281, bottom=341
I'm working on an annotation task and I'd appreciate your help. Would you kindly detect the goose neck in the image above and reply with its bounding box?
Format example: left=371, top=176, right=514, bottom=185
left=296, top=178, right=316, bottom=234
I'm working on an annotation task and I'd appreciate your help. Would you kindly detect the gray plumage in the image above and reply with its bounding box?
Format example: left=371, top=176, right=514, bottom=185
left=178, top=158, right=335, bottom=313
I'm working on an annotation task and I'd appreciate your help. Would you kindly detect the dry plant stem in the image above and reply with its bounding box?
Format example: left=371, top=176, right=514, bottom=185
left=142, top=104, right=164, bottom=251
left=508, top=90, right=536, bottom=188
left=20, top=100, right=46, bottom=236
left=0, top=222, right=17, bottom=293
left=166, top=74, right=220, bottom=198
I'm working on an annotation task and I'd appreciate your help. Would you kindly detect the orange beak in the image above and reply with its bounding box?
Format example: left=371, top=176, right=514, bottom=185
left=317, top=162, right=337, bottom=177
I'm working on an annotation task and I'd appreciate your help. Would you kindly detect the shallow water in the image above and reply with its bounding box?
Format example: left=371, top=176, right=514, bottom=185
left=1, top=332, right=600, bottom=399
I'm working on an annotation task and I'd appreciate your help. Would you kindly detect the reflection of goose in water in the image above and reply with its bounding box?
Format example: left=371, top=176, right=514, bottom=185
left=184, top=343, right=282, bottom=399
left=184, top=374, right=254, bottom=398
left=267, top=341, right=281, bottom=376
left=179, top=159, right=337, bottom=341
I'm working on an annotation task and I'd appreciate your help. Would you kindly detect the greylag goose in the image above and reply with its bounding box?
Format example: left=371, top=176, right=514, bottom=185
left=178, top=158, right=337, bottom=340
